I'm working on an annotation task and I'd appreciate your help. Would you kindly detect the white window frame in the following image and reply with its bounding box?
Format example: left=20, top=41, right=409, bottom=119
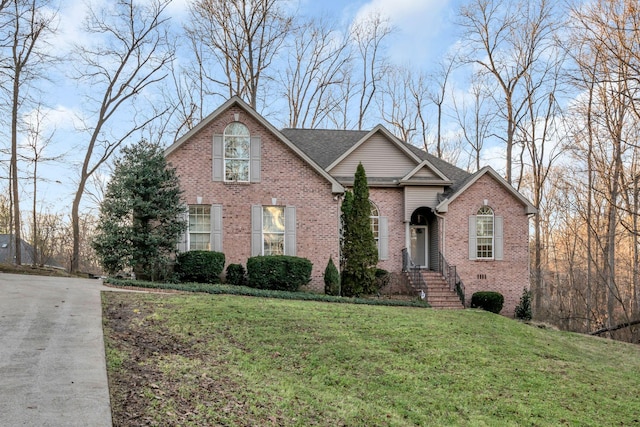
left=370, top=200, right=380, bottom=243
left=188, top=205, right=211, bottom=251
left=262, top=206, right=285, bottom=256
left=223, top=122, right=250, bottom=182
left=476, top=206, right=494, bottom=259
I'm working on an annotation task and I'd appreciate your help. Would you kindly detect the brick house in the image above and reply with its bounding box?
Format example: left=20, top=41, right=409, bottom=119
left=165, top=97, right=536, bottom=315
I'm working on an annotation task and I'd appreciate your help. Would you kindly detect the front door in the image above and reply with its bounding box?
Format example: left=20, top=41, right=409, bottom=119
left=410, top=226, right=428, bottom=268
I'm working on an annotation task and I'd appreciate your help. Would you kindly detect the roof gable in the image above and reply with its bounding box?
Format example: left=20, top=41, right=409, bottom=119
left=436, top=167, right=537, bottom=214
left=400, top=160, right=452, bottom=185
left=165, top=97, right=344, bottom=193
left=326, top=125, right=423, bottom=176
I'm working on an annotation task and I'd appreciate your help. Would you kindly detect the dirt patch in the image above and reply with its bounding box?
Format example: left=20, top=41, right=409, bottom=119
left=102, top=293, right=271, bottom=427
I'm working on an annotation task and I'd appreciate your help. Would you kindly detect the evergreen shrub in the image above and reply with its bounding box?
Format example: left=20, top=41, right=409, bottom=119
left=515, top=288, right=532, bottom=320
left=324, top=257, right=340, bottom=296
left=247, top=255, right=312, bottom=292
left=470, top=291, right=504, bottom=314
left=175, top=250, right=225, bottom=283
left=225, top=263, right=247, bottom=286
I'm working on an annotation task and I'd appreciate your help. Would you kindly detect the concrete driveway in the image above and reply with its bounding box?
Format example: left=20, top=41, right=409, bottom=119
left=0, top=273, right=113, bottom=427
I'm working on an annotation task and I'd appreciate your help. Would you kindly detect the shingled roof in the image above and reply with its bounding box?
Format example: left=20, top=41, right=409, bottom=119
left=280, top=127, right=472, bottom=196
left=280, top=129, right=369, bottom=169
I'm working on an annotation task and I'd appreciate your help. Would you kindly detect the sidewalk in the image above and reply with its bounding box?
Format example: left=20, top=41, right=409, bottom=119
left=0, top=273, right=113, bottom=427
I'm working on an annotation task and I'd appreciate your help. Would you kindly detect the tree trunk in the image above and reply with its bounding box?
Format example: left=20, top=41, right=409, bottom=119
left=71, top=175, right=88, bottom=273
left=11, top=66, right=21, bottom=265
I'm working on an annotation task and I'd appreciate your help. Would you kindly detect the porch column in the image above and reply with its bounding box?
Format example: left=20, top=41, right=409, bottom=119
left=405, top=221, right=410, bottom=258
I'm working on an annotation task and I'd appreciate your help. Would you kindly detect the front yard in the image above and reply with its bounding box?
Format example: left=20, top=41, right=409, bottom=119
left=103, top=291, right=640, bottom=426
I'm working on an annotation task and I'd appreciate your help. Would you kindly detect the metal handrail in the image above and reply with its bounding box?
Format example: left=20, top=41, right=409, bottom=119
left=438, top=252, right=466, bottom=307
left=402, top=248, right=428, bottom=301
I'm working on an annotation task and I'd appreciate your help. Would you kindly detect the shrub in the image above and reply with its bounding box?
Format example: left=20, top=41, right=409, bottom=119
left=324, top=257, right=340, bottom=296
left=515, top=288, right=532, bottom=320
left=374, top=268, right=391, bottom=292
left=175, top=251, right=225, bottom=283
left=470, top=291, right=504, bottom=314
left=225, top=263, right=247, bottom=286
left=247, top=255, right=312, bottom=292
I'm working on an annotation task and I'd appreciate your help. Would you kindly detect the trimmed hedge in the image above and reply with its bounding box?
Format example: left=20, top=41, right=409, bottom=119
left=246, top=255, right=312, bottom=292
left=103, top=278, right=431, bottom=308
left=175, top=250, right=225, bottom=284
left=226, top=263, right=247, bottom=286
left=470, top=291, right=504, bottom=314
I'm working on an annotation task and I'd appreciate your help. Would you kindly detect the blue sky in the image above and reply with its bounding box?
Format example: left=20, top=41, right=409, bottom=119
left=25, top=0, right=469, bottom=214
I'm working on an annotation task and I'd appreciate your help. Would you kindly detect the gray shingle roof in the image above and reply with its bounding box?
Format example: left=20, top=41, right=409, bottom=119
left=0, top=234, right=63, bottom=268
left=280, top=128, right=369, bottom=169
left=280, top=128, right=472, bottom=193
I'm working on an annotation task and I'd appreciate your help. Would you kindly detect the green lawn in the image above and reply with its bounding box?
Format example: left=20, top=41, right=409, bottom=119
left=103, top=292, right=640, bottom=426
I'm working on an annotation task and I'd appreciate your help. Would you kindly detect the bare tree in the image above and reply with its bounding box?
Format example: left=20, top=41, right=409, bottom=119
left=69, top=0, right=173, bottom=273
left=562, top=0, right=640, bottom=339
left=0, top=193, right=9, bottom=233
left=22, top=104, right=63, bottom=266
left=324, top=70, right=354, bottom=130
left=187, top=0, right=294, bottom=109
left=517, top=47, right=566, bottom=318
left=351, top=12, right=392, bottom=130
left=280, top=15, right=351, bottom=128
left=428, top=56, right=456, bottom=158
left=378, top=65, right=432, bottom=148
left=452, top=72, right=496, bottom=171
left=0, top=0, right=55, bottom=265
left=458, top=0, right=557, bottom=184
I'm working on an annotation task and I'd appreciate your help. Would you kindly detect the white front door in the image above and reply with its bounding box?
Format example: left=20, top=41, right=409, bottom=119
left=410, top=226, right=428, bottom=267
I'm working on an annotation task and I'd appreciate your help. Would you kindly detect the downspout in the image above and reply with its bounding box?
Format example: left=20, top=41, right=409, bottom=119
left=527, top=212, right=536, bottom=292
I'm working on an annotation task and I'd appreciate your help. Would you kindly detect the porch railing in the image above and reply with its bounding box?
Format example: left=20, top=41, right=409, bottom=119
left=438, top=252, right=466, bottom=306
left=402, top=248, right=428, bottom=301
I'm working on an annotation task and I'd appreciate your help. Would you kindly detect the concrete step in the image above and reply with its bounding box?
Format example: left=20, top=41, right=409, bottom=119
left=404, top=270, right=464, bottom=309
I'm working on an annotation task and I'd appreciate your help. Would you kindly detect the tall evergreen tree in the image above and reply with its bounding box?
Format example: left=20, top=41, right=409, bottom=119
left=93, top=140, right=186, bottom=280
left=341, top=163, right=378, bottom=296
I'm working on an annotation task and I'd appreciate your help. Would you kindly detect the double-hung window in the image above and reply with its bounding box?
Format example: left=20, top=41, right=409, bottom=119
left=263, top=206, right=285, bottom=255
left=189, top=205, right=211, bottom=250
left=251, top=205, right=295, bottom=256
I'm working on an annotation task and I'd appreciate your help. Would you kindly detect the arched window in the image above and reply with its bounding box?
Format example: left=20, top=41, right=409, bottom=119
left=370, top=201, right=380, bottom=242
left=476, top=206, right=494, bottom=259
left=224, top=122, right=250, bottom=181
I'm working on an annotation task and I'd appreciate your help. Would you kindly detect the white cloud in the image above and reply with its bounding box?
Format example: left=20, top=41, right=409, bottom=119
left=354, top=0, right=456, bottom=64
left=23, top=105, right=82, bottom=134
left=53, top=0, right=94, bottom=52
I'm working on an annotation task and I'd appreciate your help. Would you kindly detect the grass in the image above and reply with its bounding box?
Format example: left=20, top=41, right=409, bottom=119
left=103, top=292, right=640, bottom=426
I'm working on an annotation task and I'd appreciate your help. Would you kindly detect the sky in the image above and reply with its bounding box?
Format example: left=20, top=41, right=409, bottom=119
left=17, top=0, right=471, bottom=216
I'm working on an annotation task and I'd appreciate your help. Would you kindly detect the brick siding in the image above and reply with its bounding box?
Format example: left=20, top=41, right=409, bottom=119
left=166, top=105, right=340, bottom=291
left=444, top=174, right=531, bottom=316
left=369, top=188, right=404, bottom=272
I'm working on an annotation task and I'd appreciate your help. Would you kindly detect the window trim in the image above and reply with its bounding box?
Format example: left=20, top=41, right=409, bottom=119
left=262, top=205, right=285, bottom=256
left=223, top=122, right=250, bottom=182
left=476, top=206, right=494, bottom=259
left=369, top=200, right=380, bottom=243
left=188, top=205, right=211, bottom=251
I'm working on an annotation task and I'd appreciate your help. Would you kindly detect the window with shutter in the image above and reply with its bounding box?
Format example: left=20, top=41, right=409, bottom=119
left=251, top=205, right=296, bottom=256
left=370, top=201, right=388, bottom=260
left=188, top=205, right=211, bottom=250
left=223, top=122, right=250, bottom=182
